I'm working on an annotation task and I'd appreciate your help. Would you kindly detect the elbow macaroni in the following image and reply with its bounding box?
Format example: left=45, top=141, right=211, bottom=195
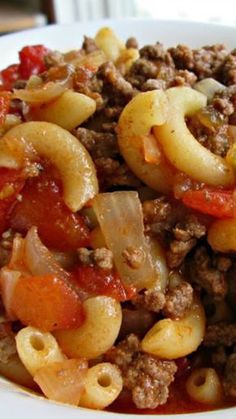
left=54, top=296, right=122, bottom=359
left=29, top=90, right=96, bottom=131
left=186, top=368, right=222, bottom=405
left=80, top=363, right=123, bottom=409
left=15, top=326, right=65, bottom=376
left=153, top=86, right=235, bottom=186
left=207, top=218, right=236, bottom=252
left=141, top=295, right=206, bottom=359
left=95, top=27, right=125, bottom=61
left=0, top=121, right=98, bottom=212
left=118, top=90, right=174, bottom=193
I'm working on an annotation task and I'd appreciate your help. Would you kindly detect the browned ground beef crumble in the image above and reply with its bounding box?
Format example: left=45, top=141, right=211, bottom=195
left=1, top=35, right=236, bottom=409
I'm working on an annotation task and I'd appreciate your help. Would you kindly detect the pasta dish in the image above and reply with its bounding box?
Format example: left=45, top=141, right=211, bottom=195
left=0, top=26, right=236, bottom=414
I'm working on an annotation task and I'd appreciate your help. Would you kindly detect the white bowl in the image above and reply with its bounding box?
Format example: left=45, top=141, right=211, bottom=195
left=0, top=17, right=236, bottom=419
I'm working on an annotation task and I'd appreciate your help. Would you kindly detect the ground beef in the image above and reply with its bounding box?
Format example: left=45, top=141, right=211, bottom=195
left=212, top=85, right=236, bottom=124
left=142, top=196, right=172, bottom=231
left=98, top=61, right=136, bottom=104
left=170, top=69, right=197, bottom=87
left=125, top=353, right=177, bottom=409
left=134, top=281, right=193, bottom=320
left=106, top=333, right=177, bottom=409
left=74, top=127, right=119, bottom=159
left=106, top=333, right=140, bottom=372
left=95, top=157, right=142, bottom=190
left=126, top=42, right=175, bottom=89
left=135, top=289, right=166, bottom=313
left=169, top=44, right=228, bottom=79
left=223, top=353, right=236, bottom=397
left=217, top=50, right=236, bottom=86
left=139, top=43, right=169, bottom=61
left=204, top=323, right=236, bottom=347
left=167, top=238, right=197, bottom=269
left=144, top=289, right=166, bottom=312
left=187, top=108, right=231, bottom=157
left=122, top=246, right=145, bottom=269
left=163, top=281, right=193, bottom=319
left=82, top=36, right=98, bottom=54
left=173, top=216, right=206, bottom=241
left=126, top=37, right=138, bottom=49
left=188, top=247, right=229, bottom=300
left=0, top=325, right=16, bottom=364
left=141, top=78, right=166, bottom=91
left=77, top=247, right=113, bottom=270
left=167, top=215, right=206, bottom=269
left=212, top=97, right=234, bottom=117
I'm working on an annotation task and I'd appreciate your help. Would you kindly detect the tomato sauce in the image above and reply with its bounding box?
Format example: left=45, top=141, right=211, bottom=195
left=109, top=373, right=234, bottom=415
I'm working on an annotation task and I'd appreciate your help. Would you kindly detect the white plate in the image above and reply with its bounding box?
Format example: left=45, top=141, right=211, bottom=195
left=0, top=17, right=236, bottom=419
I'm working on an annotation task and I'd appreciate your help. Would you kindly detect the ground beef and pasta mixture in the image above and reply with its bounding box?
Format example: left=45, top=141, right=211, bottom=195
left=0, top=27, right=236, bottom=414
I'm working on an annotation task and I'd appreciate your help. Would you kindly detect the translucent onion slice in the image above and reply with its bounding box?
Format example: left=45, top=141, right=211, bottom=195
left=24, top=227, right=69, bottom=281
left=34, top=359, right=88, bottom=405
left=194, top=78, right=226, bottom=101
left=8, top=235, right=27, bottom=271
left=93, top=191, right=156, bottom=290
left=0, top=267, right=21, bottom=320
left=69, top=50, right=107, bottom=70
left=13, top=82, right=66, bottom=105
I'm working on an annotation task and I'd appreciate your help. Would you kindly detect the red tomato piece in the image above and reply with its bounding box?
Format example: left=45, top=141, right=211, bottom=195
left=0, top=91, right=11, bottom=124
left=0, top=168, right=25, bottom=234
left=72, top=265, right=136, bottom=302
left=11, top=274, right=85, bottom=331
left=10, top=169, right=90, bottom=251
left=18, top=45, right=49, bottom=80
left=0, top=64, right=19, bottom=91
left=182, top=188, right=234, bottom=219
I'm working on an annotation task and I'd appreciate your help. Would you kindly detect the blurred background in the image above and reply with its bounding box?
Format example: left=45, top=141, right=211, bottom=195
left=0, top=0, right=235, bottom=34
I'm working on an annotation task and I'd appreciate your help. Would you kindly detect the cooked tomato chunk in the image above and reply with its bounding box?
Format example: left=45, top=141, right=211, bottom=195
left=11, top=274, right=84, bottom=331
left=72, top=265, right=136, bottom=302
left=10, top=168, right=90, bottom=251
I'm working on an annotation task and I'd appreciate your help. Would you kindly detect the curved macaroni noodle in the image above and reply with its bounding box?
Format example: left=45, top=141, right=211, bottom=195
left=15, top=326, right=65, bottom=376
left=29, top=90, right=96, bottom=131
left=208, top=218, right=236, bottom=252
left=186, top=368, right=222, bottom=405
left=0, top=121, right=98, bottom=212
left=141, top=296, right=206, bottom=359
left=95, top=27, right=125, bottom=61
left=80, top=363, right=123, bottom=409
left=54, top=296, right=122, bottom=359
left=153, top=87, right=235, bottom=186
left=118, top=90, right=174, bottom=193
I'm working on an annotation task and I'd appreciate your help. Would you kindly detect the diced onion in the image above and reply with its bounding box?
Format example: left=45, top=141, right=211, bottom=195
left=68, top=50, right=107, bottom=70
left=93, top=191, right=157, bottom=290
left=194, top=78, right=226, bottom=101
left=24, top=227, right=69, bottom=281
left=0, top=267, right=21, bottom=319
left=13, top=82, right=66, bottom=104
left=34, top=359, right=88, bottom=405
